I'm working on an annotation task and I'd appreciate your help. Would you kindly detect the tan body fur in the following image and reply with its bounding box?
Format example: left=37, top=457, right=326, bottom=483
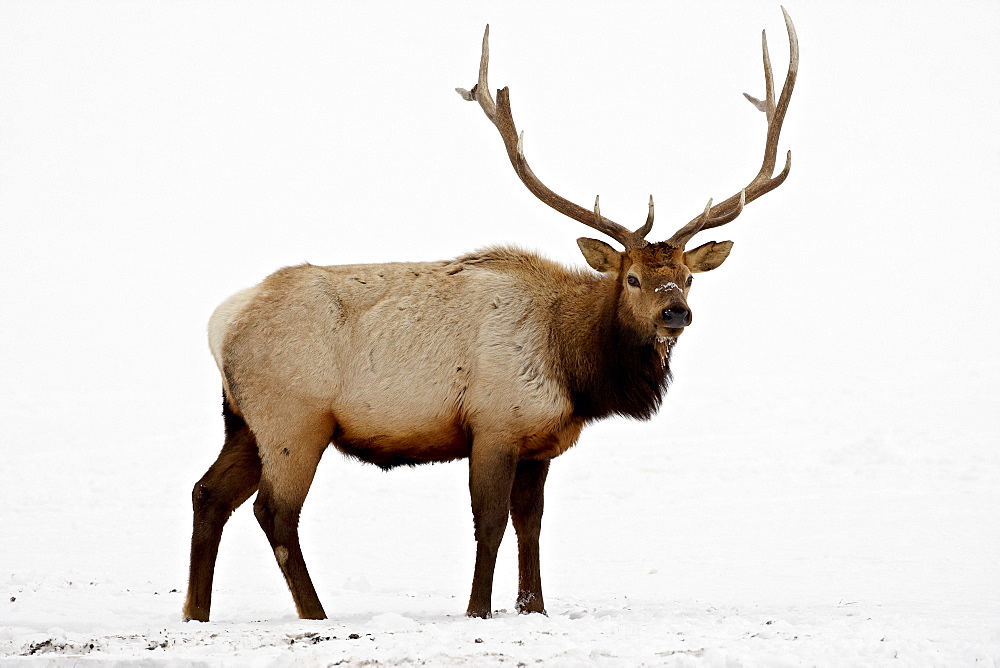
left=218, top=249, right=594, bottom=470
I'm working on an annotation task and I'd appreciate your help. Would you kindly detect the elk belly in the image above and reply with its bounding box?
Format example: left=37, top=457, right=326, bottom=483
left=331, top=420, right=470, bottom=469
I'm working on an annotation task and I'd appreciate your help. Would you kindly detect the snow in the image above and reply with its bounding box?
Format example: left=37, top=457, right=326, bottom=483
left=2, top=0, right=998, bottom=665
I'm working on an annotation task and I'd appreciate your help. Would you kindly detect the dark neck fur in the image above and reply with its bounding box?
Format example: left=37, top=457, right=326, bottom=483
left=556, top=276, right=672, bottom=422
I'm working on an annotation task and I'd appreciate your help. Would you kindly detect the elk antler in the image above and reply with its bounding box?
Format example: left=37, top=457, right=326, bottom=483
left=457, top=26, right=655, bottom=251
left=666, top=7, right=799, bottom=248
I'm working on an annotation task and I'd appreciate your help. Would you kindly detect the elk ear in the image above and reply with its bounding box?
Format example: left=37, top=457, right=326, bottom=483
left=577, top=237, right=620, bottom=273
left=684, top=240, right=734, bottom=273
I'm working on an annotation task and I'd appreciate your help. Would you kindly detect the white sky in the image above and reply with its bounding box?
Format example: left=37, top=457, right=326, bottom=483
left=1, top=0, right=997, bottom=450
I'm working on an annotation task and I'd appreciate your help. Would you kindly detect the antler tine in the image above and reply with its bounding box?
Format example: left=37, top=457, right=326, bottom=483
left=632, top=195, right=655, bottom=240
left=665, top=190, right=746, bottom=247
left=667, top=197, right=708, bottom=248
left=455, top=25, right=496, bottom=117
left=743, top=26, right=776, bottom=121
left=457, top=26, right=649, bottom=250
left=669, top=7, right=798, bottom=242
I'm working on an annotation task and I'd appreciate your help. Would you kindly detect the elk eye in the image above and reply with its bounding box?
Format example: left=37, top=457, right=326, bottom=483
left=627, top=275, right=640, bottom=288
left=685, top=275, right=694, bottom=287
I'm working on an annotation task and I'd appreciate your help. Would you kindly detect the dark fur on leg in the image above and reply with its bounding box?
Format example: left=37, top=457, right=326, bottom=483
left=183, top=394, right=262, bottom=622
left=511, top=459, right=549, bottom=614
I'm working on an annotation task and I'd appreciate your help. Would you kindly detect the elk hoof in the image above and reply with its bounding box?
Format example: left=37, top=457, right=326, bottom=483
left=515, top=591, right=546, bottom=615
left=466, top=607, right=493, bottom=619
left=517, top=606, right=547, bottom=616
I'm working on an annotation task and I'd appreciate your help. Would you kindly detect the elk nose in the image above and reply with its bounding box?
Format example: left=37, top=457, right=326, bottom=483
left=662, top=307, right=691, bottom=328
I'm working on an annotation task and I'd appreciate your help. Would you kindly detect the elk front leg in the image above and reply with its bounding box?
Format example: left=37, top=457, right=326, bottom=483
left=466, top=440, right=518, bottom=618
left=510, top=458, right=549, bottom=614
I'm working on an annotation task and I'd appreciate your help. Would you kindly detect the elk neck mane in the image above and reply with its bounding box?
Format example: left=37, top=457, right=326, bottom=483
left=455, top=245, right=672, bottom=422
left=557, top=276, right=673, bottom=422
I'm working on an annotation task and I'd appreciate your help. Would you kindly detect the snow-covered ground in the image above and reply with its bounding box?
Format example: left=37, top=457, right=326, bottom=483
left=2, top=1, right=998, bottom=665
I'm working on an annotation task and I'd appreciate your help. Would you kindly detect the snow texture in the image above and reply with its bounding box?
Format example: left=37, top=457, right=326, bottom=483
left=1, top=1, right=998, bottom=665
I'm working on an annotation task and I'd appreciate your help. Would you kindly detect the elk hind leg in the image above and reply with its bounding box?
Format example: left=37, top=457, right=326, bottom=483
left=184, top=396, right=262, bottom=622
left=253, top=416, right=331, bottom=620
left=510, top=458, right=549, bottom=614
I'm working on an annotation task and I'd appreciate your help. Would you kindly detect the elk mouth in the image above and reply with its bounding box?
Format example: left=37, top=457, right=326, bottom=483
left=655, top=325, right=685, bottom=341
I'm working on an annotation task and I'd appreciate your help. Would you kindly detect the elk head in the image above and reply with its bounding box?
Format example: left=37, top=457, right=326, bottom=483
left=457, top=10, right=798, bottom=343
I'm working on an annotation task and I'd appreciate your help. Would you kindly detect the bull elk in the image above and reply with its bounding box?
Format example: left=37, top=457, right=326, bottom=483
left=184, top=9, right=798, bottom=622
